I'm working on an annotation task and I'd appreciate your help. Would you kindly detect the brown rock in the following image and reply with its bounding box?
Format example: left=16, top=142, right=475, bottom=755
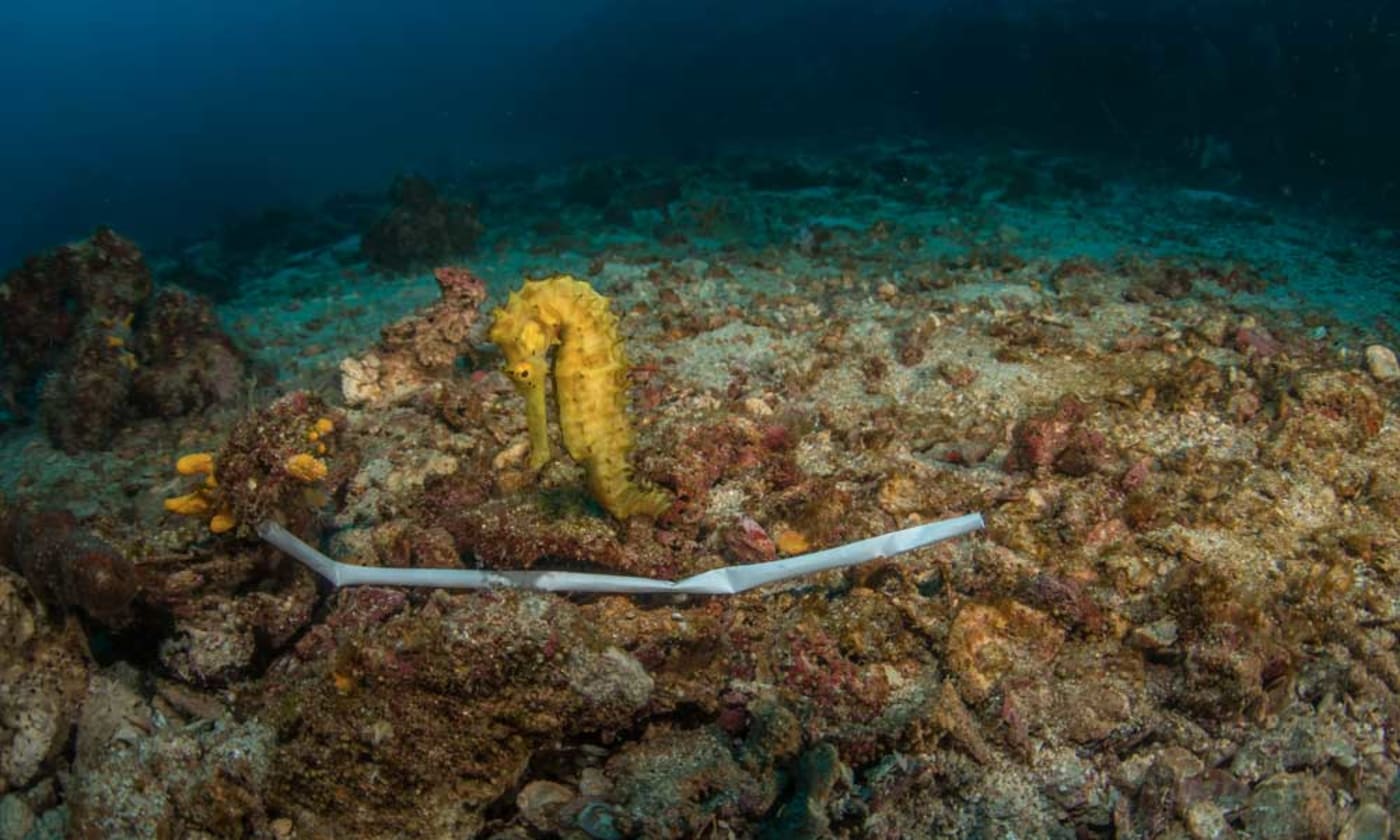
left=946, top=600, right=1065, bottom=703
left=1240, top=772, right=1334, bottom=840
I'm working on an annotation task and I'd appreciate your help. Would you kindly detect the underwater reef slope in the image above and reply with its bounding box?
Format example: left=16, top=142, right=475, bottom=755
left=0, top=145, right=1398, bottom=838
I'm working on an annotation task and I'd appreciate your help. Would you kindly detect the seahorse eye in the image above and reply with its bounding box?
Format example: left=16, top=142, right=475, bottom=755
left=511, top=363, right=531, bottom=381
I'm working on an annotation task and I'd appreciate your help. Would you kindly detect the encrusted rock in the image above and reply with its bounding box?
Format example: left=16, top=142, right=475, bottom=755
left=1337, top=802, right=1391, bottom=840
left=0, top=572, right=36, bottom=653
left=130, top=288, right=246, bottom=418
left=517, top=780, right=575, bottom=833
left=360, top=176, right=484, bottom=273
left=339, top=353, right=391, bottom=406
left=1128, top=617, right=1180, bottom=654
left=946, top=600, right=1065, bottom=703
left=1228, top=713, right=1357, bottom=783
left=0, top=793, right=35, bottom=838
left=1131, top=746, right=1206, bottom=837
left=340, top=265, right=487, bottom=407
left=877, top=473, right=924, bottom=516
left=1183, top=799, right=1232, bottom=840
left=1285, top=369, right=1385, bottom=447
left=605, top=727, right=768, bottom=837
left=158, top=617, right=257, bottom=687
left=564, top=646, right=654, bottom=714
left=1003, top=395, right=1111, bottom=477
left=0, top=611, right=88, bottom=791
left=262, top=591, right=658, bottom=837
left=762, top=742, right=846, bottom=838
left=9, top=509, right=136, bottom=628
left=723, top=515, right=777, bottom=564
left=1363, top=344, right=1399, bottom=382
left=1240, top=772, right=1334, bottom=840
left=2, top=228, right=243, bottom=450
left=928, top=680, right=993, bottom=764
left=69, top=685, right=275, bottom=839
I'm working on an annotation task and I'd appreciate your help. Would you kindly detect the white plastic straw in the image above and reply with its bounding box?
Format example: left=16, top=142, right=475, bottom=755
left=257, top=512, right=984, bottom=595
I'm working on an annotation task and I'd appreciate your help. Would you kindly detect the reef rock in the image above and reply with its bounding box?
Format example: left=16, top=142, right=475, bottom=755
left=0, top=228, right=245, bottom=450
left=360, top=175, right=484, bottom=273
left=1363, top=344, right=1399, bottom=382
left=340, top=265, right=487, bottom=407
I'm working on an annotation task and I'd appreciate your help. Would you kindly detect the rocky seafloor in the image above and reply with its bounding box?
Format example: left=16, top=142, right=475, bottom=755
left=1, top=143, right=1398, bottom=839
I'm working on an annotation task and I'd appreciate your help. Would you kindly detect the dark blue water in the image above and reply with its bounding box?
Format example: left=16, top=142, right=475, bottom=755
left=3, top=0, right=1396, bottom=268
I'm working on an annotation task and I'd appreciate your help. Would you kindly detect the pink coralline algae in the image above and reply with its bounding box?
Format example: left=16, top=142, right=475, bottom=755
left=1003, top=394, right=1110, bottom=477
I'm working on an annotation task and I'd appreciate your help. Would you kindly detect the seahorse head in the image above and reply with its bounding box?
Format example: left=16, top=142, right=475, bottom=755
left=489, top=306, right=552, bottom=399
left=489, top=298, right=558, bottom=469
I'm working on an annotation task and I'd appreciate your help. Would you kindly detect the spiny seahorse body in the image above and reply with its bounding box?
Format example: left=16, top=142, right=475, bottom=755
left=488, top=275, right=671, bottom=519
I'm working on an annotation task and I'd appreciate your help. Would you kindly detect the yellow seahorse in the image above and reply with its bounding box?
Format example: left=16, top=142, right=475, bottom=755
left=488, top=274, right=672, bottom=519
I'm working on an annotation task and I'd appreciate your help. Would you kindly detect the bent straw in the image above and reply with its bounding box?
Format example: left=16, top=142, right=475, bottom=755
left=257, top=512, right=984, bottom=595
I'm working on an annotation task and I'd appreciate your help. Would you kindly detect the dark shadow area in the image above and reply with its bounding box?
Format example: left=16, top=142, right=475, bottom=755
left=1, top=0, right=1395, bottom=268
